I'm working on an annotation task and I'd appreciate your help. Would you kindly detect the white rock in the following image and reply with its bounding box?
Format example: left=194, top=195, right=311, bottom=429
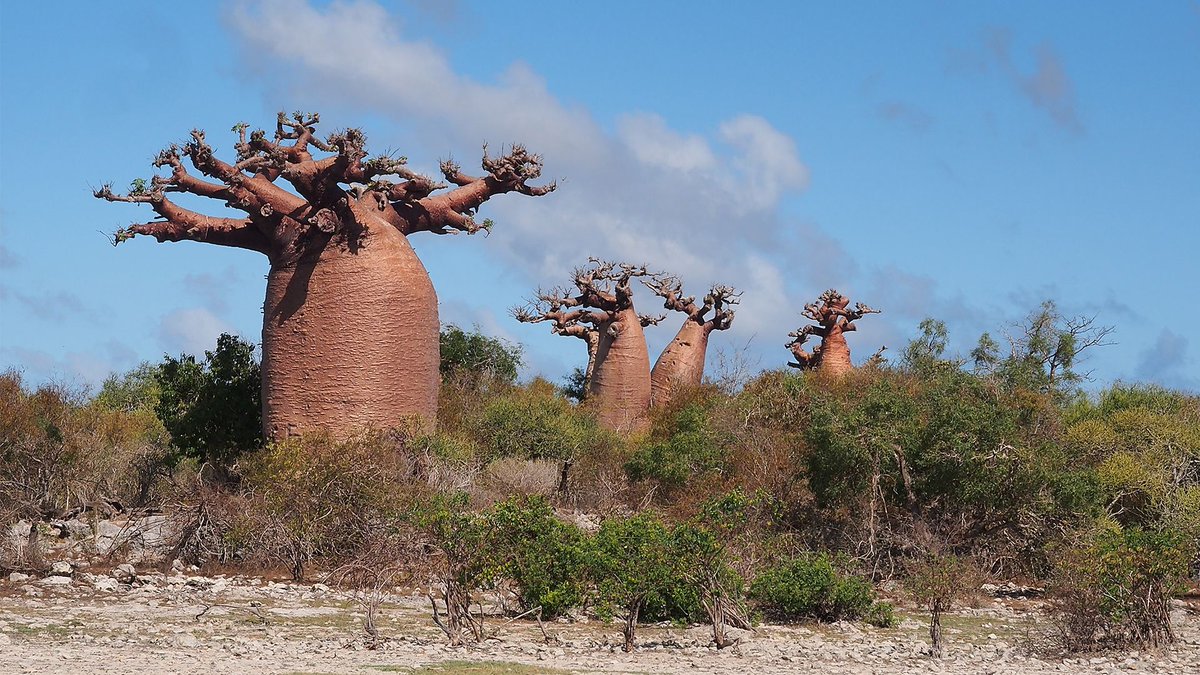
left=40, top=576, right=72, bottom=586
left=113, top=563, right=137, bottom=584
left=8, top=572, right=30, bottom=583
left=92, top=576, right=119, bottom=592
left=49, top=561, right=73, bottom=577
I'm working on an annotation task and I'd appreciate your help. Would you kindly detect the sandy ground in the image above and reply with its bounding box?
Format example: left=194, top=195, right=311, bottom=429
left=1, top=571, right=1198, bottom=675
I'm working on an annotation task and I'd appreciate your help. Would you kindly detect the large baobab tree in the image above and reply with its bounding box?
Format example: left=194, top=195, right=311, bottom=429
left=97, top=112, right=554, bottom=439
left=514, top=259, right=663, bottom=432
left=786, top=289, right=880, bottom=377
left=644, top=277, right=739, bottom=406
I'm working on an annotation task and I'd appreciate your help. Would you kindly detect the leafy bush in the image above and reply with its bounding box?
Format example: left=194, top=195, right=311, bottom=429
left=485, top=495, right=589, bottom=617
left=440, top=324, right=523, bottom=384
left=626, top=404, right=726, bottom=492
left=749, top=553, right=875, bottom=623
left=155, top=333, right=261, bottom=468
left=863, top=601, right=899, bottom=628
left=588, top=513, right=696, bottom=651
left=479, top=380, right=606, bottom=493
left=1050, top=527, right=1192, bottom=652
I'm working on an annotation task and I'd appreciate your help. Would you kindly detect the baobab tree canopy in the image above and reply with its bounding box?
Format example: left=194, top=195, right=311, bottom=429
left=514, top=259, right=664, bottom=432
left=644, top=277, right=740, bottom=407
left=787, top=289, right=880, bottom=377
left=96, top=111, right=555, bottom=439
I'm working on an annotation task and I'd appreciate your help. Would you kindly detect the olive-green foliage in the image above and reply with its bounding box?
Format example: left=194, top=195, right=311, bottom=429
left=589, top=513, right=701, bottom=626
left=803, top=368, right=1032, bottom=527
left=480, top=379, right=599, bottom=464
left=626, top=403, right=727, bottom=491
left=749, top=553, right=875, bottom=622
left=440, top=324, right=523, bottom=384
left=155, top=333, right=261, bottom=467
left=1051, top=527, right=1193, bottom=651
left=485, top=496, right=589, bottom=617
left=0, top=371, right=171, bottom=521
left=240, top=430, right=413, bottom=579
left=1064, top=385, right=1200, bottom=551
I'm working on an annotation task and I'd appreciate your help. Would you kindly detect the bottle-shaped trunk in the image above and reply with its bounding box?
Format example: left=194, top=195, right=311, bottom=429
left=817, top=330, right=853, bottom=377
left=588, top=307, right=652, bottom=432
left=261, top=224, right=439, bottom=439
left=650, top=319, right=710, bottom=407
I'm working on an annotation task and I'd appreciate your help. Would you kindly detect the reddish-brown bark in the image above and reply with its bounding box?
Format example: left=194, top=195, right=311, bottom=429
left=97, top=112, right=554, bottom=439
left=645, top=278, right=739, bottom=407
left=786, top=289, right=880, bottom=377
left=513, top=259, right=663, bottom=432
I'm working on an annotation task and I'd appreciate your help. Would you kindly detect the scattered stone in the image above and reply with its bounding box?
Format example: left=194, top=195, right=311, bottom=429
left=40, top=575, right=72, bottom=586
left=171, top=559, right=185, bottom=572
left=114, top=563, right=137, bottom=584
left=49, top=561, right=74, bottom=577
left=8, top=572, right=30, bottom=583
left=92, top=576, right=119, bottom=592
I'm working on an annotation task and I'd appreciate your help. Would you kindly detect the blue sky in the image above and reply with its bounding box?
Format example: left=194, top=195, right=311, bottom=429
left=1, top=1, right=1198, bottom=393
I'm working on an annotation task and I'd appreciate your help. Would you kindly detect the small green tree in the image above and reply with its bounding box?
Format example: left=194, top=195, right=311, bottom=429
left=155, top=333, right=261, bottom=468
left=626, top=404, right=726, bottom=493
left=589, top=513, right=684, bottom=652
left=485, top=495, right=590, bottom=617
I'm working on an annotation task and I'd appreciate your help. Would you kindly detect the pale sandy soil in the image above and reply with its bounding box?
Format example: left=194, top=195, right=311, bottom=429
left=1, top=572, right=1198, bottom=675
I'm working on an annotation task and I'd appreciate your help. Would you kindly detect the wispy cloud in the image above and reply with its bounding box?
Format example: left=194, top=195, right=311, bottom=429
left=986, top=28, right=1083, bottom=135
left=227, top=0, right=825, bottom=374
left=158, top=307, right=238, bottom=356
left=1135, top=328, right=1198, bottom=392
left=0, top=245, right=19, bottom=270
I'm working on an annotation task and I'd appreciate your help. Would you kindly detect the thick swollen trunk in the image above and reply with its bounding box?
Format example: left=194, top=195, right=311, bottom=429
left=588, top=307, right=652, bottom=432
left=650, top=319, right=710, bottom=407
left=261, top=223, right=439, bottom=439
left=817, top=331, right=853, bottom=377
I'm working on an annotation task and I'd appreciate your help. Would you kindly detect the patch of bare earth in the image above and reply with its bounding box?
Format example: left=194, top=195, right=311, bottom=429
left=1, top=574, right=1197, bottom=675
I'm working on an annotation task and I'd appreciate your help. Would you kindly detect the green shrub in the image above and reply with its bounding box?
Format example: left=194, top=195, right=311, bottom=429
left=1050, top=527, right=1192, bottom=652
left=864, top=601, right=899, bottom=628
left=440, top=324, right=523, bottom=384
left=485, top=495, right=589, bottom=617
left=749, top=553, right=875, bottom=623
left=155, top=333, right=261, bottom=468
left=588, top=513, right=697, bottom=651
left=626, top=404, right=726, bottom=491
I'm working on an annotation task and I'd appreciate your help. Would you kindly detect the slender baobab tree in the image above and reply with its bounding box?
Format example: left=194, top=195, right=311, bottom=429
left=786, top=289, right=880, bottom=377
left=644, top=276, right=739, bottom=407
left=514, top=259, right=663, bottom=431
left=97, top=112, right=554, bottom=439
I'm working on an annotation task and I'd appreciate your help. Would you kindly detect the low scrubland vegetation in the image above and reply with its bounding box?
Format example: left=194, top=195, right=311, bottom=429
left=2, top=310, right=1197, bottom=657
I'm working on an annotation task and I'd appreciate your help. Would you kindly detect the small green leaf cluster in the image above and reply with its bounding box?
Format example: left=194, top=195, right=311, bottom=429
left=748, top=553, right=877, bottom=623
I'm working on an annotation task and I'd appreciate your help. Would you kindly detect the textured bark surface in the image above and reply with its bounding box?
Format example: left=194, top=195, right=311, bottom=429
left=590, top=307, right=653, bottom=433
left=262, top=221, right=438, bottom=439
left=645, top=280, right=738, bottom=408
left=651, top=319, right=710, bottom=406
left=786, top=289, right=879, bottom=377
left=98, top=112, right=553, bottom=440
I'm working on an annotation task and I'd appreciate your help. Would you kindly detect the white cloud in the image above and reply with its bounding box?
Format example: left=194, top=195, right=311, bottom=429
left=158, top=307, right=237, bottom=356
left=225, top=0, right=839, bottom=377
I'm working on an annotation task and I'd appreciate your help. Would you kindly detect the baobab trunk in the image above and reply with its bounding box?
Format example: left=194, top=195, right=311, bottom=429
left=650, top=319, right=710, bottom=406
left=261, top=216, right=438, bottom=438
left=590, top=307, right=653, bottom=432
left=785, top=289, right=879, bottom=377
left=815, top=331, right=853, bottom=377
left=645, top=281, right=738, bottom=408
left=97, top=112, right=553, bottom=440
